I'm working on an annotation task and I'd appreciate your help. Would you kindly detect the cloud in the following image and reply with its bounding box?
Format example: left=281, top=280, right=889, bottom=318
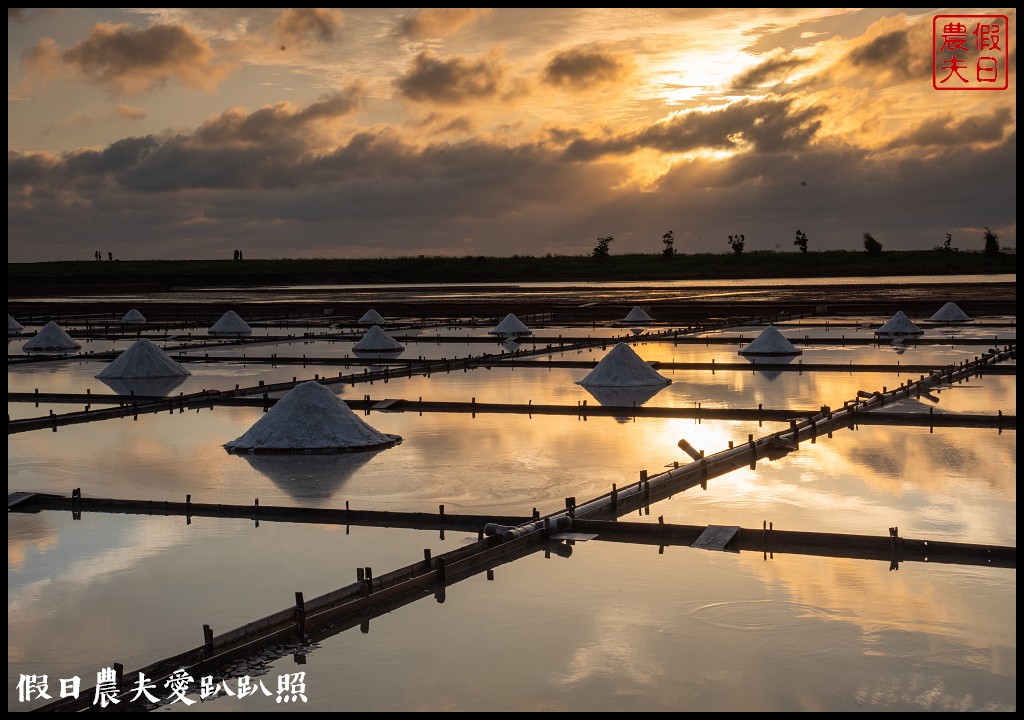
left=394, top=8, right=494, bottom=40
left=270, top=8, right=344, bottom=50
left=563, top=98, right=826, bottom=160
left=191, top=86, right=363, bottom=149
left=542, top=46, right=633, bottom=90
left=840, top=26, right=931, bottom=83
left=116, top=104, right=147, bottom=120
left=885, top=106, right=1013, bottom=149
left=61, top=22, right=236, bottom=95
left=395, top=50, right=508, bottom=104
left=730, top=52, right=809, bottom=90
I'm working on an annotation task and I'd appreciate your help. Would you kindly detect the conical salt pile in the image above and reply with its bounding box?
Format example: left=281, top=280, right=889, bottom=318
left=929, top=302, right=972, bottom=323
left=352, top=325, right=404, bottom=351
left=8, top=314, right=23, bottom=335
left=738, top=326, right=802, bottom=356
left=96, top=339, right=191, bottom=379
left=621, top=306, right=654, bottom=324
left=121, top=309, right=147, bottom=324
left=225, top=381, right=402, bottom=454
left=209, top=310, right=252, bottom=336
left=358, top=309, right=386, bottom=325
left=488, top=313, right=532, bottom=337
left=875, top=311, right=923, bottom=337
left=577, top=343, right=671, bottom=387
left=22, top=321, right=81, bottom=353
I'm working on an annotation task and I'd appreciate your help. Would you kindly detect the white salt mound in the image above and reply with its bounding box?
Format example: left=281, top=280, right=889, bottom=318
left=621, top=306, right=654, bottom=324
left=488, top=313, right=532, bottom=337
left=96, top=339, right=191, bottom=379
left=929, top=302, right=972, bottom=323
left=578, top=343, right=671, bottom=387
left=8, top=314, right=23, bottom=335
left=353, top=325, right=404, bottom=351
left=738, top=325, right=802, bottom=356
left=121, top=309, right=147, bottom=323
left=209, top=310, right=252, bottom=336
left=225, top=381, right=402, bottom=453
left=875, top=311, right=923, bottom=337
left=358, top=309, right=386, bottom=325
left=22, top=321, right=81, bottom=352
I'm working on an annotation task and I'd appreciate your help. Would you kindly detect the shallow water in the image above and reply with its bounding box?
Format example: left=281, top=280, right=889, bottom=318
left=7, top=290, right=1016, bottom=712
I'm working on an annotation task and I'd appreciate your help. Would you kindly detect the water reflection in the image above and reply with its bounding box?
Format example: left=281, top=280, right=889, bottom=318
left=96, top=375, right=188, bottom=397
left=741, top=354, right=797, bottom=381
left=581, top=384, right=668, bottom=422
left=240, top=452, right=379, bottom=504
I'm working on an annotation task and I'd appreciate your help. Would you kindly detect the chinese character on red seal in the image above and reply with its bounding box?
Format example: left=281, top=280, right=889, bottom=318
left=933, top=15, right=1009, bottom=90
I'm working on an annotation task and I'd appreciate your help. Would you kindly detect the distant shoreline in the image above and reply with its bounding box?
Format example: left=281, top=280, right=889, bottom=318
left=6, top=250, right=1016, bottom=296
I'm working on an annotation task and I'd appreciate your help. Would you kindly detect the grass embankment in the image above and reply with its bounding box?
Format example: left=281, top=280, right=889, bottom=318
left=7, top=250, right=1015, bottom=295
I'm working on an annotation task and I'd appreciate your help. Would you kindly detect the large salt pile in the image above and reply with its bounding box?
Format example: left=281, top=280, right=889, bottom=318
left=209, top=310, right=252, bottom=336
left=577, top=343, right=671, bottom=387
left=929, top=302, right=973, bottom=324
left=225, top=381, right=402, bottom=454
left=620, top=306, right=654, bottom=325
left=488, top=313, right=532, bottom=338
left=358, top=309, right=386, bottom=325
left=96, top=339, right=191, bottom=379
left=352, top=325, right=404, bottom=351
left=121, top=309, right=147, bottom=324
left=875, top=311, right=923, bottom=338
left=22, top=321, right=81, bottom=353
left=8, top=314, right=23, bottom=335
left=738, top=326, right=802, bottom=356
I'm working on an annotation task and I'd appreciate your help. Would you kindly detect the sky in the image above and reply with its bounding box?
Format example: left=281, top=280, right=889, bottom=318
left=7, top=8, right=1017, bottom=262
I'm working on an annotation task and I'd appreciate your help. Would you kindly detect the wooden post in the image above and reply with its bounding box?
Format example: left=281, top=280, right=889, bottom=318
left=203, top=624, right=214, bottom=655
left=294, top=592, right=306, bottom=639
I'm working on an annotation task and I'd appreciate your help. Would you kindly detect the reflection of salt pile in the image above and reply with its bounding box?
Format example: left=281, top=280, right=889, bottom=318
left=875, top=311, right=923, bottom=338
left=96, top=339, right=191, bottom=379
left=209, top=310, right=252, bottom=336
left=738, top=326, right=802, bottom=356
left=488, top=313, right=532, bottom=338
left=620, top=306, right=653, bottom=324
left=225, top=381, right=402, bottom=454
left=929, top=302, right=973, bottom=324
left=742, top=353, right=797, bottom=380
left=121, top=309, right=147, bottom=324
left=358, top=309, right=386, bottom=325
left=8, top=315, right=23, bottom=335
left=577, top=343, right=671, bottom=387
left=22, top=321, right=81, bottom=353
left=352, top=325, right=404, bottom=351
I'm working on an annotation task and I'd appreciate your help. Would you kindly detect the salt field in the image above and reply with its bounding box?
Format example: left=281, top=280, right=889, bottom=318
left=8, top=277, right=1016, bottom=712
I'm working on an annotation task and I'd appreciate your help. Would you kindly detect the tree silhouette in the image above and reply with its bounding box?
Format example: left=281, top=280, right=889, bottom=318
left=862, top=232, right=882, bottom=256
left=983, top=227, right=1000, bottom=257
left=728, top=234, right=745, bottom=256
left=592, top=236, right=614, bottom=259
left=661, top=230, right=676, bottom=258
left=934, top=233, right=958, bottom=252
left=794, top=229, right=809, bottom=253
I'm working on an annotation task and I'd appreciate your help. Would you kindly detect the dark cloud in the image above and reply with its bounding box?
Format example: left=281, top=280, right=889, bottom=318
left=730, top=53, right=809, bottom=90
left=7, top=104, right=1016, bottom=261
left=192, top=87, right=363, bottom=148
left=886, top=106, right=1013, bottom=149
left=393, top=8, right=493, bottom=40
left=61, top=22, right=232, bottom=95
left=563, top=98, right=826, bottom=160
left=395, top=51, right=505, bottom=104
left=271, top=8, right=343, bottom=49
left=844, top=29, right=930, bottom=81
left=542, top=47, right=631, bottom=89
